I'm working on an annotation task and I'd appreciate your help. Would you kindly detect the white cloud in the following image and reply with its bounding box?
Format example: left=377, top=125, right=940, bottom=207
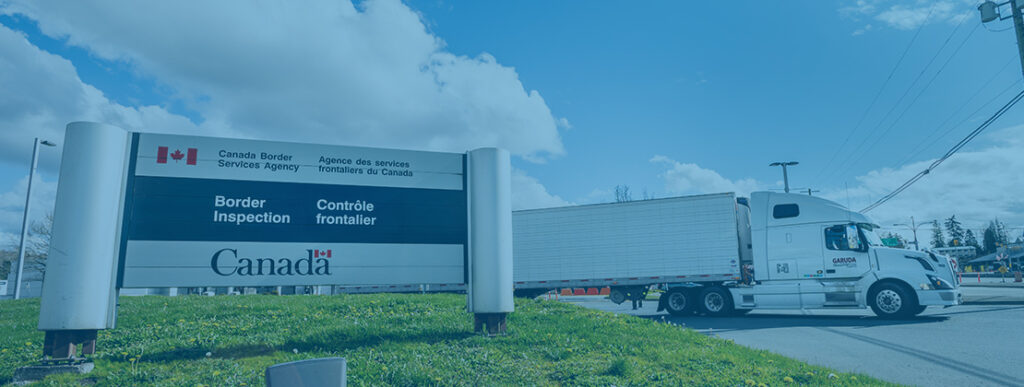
left=511, top=169, right=571, bottom=210
left=0, top=23, right=224, bottom=239
left=0, top=0, right=571, bottom=237
left=852, top=24, right=873, bottom=36
left=650, top=155, right=762, bottom=197
left=822, top=125, right=1024, bottom=244
left=841, top=0, right=973, bottom=31
left=0, top=24, right=211, bottom=172
left=0, top=0, right=566, bottom=162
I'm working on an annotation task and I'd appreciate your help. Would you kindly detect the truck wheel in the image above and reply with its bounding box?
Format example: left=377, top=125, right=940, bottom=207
left=869, top=283, right=918, bottom=319
left=662, top=289, right=693, bottom=316
left=698, top=286, right=734, bottom=317
left=912, top=305, right=927, bottom=316
left=609, top=288, right=627, bottom=305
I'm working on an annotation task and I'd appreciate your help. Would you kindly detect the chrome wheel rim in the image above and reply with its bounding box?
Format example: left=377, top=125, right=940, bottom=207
left=876, top=289, right=902, bottom=314
left=704, top=292, right=724, bottom=312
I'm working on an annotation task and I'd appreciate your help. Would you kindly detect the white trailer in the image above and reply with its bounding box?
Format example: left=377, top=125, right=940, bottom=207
left=512, top=191, right=962, bottom=318
left=512, top=193, right=746, bottom=297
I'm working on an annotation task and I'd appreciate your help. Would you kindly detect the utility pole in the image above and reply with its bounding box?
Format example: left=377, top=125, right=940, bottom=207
left=980, top=0, right=1024, bottom=78
left=769, top=161, right=798, bottom=193
left=894, top=216, right=931, bottom=251
left=14, top=138, right=55, bottom=299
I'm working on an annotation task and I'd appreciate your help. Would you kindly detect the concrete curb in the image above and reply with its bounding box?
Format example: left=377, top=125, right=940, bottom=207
left=959, top=284, right=1024, bottom=289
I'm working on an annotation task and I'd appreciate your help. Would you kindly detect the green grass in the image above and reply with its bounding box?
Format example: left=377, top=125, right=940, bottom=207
left=0, top=294, right=893, bottom=386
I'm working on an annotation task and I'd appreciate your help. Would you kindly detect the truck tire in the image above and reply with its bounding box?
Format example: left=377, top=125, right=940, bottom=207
left=609, top=288, right=627, bottom=305
left=662, top=289, right=693, bottom=316
left=869, top=282, right=918, bottom=319
left=698, top=286, right=734, bottom=317
left=912, top=305, right=927, bottom=315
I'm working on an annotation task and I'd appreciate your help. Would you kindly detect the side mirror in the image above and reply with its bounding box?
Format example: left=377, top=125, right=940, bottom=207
left=846, top=225, right=863, bottom=251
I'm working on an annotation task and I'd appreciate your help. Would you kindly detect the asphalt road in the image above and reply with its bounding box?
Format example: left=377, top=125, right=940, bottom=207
left=561, top=288, right=1024, bottom=387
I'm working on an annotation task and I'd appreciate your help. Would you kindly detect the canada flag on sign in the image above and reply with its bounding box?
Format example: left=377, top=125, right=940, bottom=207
left=314, top=249, right=332, bottom=258
left=157, top=146, right=197, bottom=165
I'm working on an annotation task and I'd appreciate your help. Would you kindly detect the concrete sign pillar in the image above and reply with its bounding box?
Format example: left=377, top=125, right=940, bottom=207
left=38, top=122, right=130, bottom=357
left=466, top=148, right=514, bottom=335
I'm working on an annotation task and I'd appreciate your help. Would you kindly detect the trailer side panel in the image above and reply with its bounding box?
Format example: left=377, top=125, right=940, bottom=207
left=513, top=193, right=741, bottom=287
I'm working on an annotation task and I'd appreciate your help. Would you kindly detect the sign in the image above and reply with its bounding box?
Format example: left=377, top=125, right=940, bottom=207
left=39, top=122, right=511, bottom=336
left=117, top=133, right=468, bottom=288
left=881, top=237, right=901, bottom=248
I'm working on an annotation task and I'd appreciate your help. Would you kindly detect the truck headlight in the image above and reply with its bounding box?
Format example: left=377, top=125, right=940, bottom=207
left=927, top=275, right=953, bottom=290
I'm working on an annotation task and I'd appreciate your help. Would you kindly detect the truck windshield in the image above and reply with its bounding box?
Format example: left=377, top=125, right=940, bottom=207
left=858, top=224, right=885, bottom=247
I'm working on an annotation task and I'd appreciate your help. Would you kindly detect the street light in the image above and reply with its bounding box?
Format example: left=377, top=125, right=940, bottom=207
left=893, top=216, right=934, bottom=251
left=769, top=161, right=798, bottom=193
left=13, top=138, right=56, bottom=300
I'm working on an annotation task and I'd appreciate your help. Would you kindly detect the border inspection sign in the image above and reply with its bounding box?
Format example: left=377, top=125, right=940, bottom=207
left=38, top=122, right=513, bottom=341
left=118, top=133, right=468, bottom=288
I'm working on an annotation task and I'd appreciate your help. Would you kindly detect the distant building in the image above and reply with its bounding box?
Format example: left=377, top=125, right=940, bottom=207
left=931, top=246, right=977, bottom=268
left=3, top=262, right=43, bottom=299
left=961, top=243, right=1023, bottom=272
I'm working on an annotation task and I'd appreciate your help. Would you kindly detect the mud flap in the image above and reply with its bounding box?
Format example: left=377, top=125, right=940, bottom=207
left=656, top=294, right=667, bottom=312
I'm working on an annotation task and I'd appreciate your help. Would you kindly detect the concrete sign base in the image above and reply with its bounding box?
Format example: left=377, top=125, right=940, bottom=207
left=13, top=360, right=94, bottom=385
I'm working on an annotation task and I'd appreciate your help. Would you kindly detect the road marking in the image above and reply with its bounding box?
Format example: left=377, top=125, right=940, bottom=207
left=816, top=327, right=1024, bottom=386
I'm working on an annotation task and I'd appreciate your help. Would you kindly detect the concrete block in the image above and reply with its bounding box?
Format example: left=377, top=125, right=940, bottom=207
left=13, top=361, right=94, bottom=385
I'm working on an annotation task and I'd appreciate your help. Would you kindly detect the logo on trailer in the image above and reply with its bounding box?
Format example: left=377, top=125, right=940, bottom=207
left=157, top=146, right=198, bottom=165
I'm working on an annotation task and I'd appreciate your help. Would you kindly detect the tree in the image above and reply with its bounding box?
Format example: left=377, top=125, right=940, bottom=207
left=614, top=185, right=632, bottom=203
left=964, top=229, right=981, bottom=255
left=983, top=223, right=997, bottom=255
left=981, top=219, right=1008, bottom=255
left=944, top=215, right=965, bottom=247
left=995, top=219, right=1009, bottom=245
left=0, top=250, right=14, bottom=279
left=3, top=212, right=52, bottom=278
left=930, top=220, right=946, bottom=248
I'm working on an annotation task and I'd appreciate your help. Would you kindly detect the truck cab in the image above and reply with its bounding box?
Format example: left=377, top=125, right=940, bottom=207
left=727, top=192, right=961, bottom=318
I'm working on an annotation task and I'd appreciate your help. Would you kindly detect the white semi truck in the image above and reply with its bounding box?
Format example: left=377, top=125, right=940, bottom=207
left=512, top=192, right=962, bottom=318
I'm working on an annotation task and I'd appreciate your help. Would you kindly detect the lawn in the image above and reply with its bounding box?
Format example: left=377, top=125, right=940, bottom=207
left=0, top=294, right=893, bottom=386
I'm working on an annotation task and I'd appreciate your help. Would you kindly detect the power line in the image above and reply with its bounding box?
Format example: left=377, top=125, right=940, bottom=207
left=825, top=15, right=976, bottom=185
left=810, top=5, right=938, bottom=184
left=895, top=57, right=1015, bottom=165
left=896, top=67, right=1018, bottom=167
left=861, top=88, right=1024, bottom=213
left=838, top=23, right=983, bottom=176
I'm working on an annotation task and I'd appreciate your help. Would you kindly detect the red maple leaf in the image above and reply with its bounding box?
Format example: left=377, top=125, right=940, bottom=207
left=170, top=149, right=185, bottom=161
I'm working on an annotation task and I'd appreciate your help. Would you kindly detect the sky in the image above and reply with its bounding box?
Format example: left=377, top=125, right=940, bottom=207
left=0, top=0, right=1022, bottom=248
